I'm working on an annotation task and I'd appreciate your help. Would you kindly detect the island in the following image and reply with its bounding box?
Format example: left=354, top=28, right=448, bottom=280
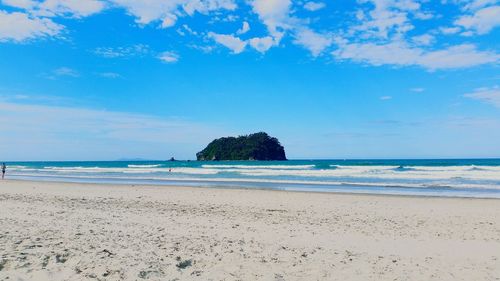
left=196, top=132, right=287, bottom=161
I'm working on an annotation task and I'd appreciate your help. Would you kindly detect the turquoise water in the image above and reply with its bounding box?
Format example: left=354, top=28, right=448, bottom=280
left=5, top=159, right=500, bottom=198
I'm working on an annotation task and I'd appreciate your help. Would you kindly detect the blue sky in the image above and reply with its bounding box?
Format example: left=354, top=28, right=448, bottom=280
left=0, top=0, right=499, bottom=160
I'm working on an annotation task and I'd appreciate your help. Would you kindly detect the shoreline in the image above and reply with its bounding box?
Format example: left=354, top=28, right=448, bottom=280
left=4, top=178, right=500, bottom=200
left=6, top=159, right=500, bottom=200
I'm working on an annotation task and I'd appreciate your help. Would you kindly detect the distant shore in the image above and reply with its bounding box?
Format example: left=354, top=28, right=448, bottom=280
left=1, top=180, right=500, bottom=280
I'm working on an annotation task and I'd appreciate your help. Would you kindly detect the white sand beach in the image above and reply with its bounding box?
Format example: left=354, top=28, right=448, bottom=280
left=1, top=180, right=499, bottom=281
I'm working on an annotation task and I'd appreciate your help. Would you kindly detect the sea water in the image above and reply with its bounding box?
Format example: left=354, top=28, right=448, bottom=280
left=5, top=159, right=500, bottom=198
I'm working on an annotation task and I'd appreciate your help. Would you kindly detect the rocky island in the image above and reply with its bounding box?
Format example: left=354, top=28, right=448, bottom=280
left=196, top=132, right=287, bottom=161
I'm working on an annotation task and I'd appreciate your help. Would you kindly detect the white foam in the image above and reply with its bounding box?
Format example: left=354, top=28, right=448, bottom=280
left=201, top=164, right=315, bottom=169
left=8, top=172, right=500, bottom=191
left=7, top=165, right=27, bottom=168
left=233, top=166, right=500, bottom=181
left=9, top=164, right=500, bottom=186
left=38, top=166, right=220, bottom=175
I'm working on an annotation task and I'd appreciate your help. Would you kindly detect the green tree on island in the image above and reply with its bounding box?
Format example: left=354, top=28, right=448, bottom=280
left=196, top=132, right=287, bottom=161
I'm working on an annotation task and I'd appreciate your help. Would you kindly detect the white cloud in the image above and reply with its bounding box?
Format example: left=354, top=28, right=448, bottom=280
left=1, top=0, right=499, bottom=71
left=414, top=11, right=434, bottom=20
left=331, top=1, right=500, bottom=70
left=0, top=10, right=63, bottom=42
left=109, top=0, right=236, bottom=28
left=94, top=45, right=177, bottom=64
left=106, top=0, right=176, bottom=26
left=293, top=28, right=332, bottom=56
left=380, top=96, right=392, bottom=100
left=158, top=51, right=179, bottom=63
left=460, top=30, right=475, bottom=36
left=53, top=67, right=79, bottom=77
left=205, top=0, right=330, bottom=56
left=2, top=0, right=37, bottom=9
left=410, top=87, right=425, bottom=92
left=412, top=34, right=434, bottom=46
left=455, top=5, right=500, bottom=34
left=251, top=0, right=292, bottom=42
left=183, top=0, right=236, bottom=15
left=333, top=39, right=421, bottom=67
left=461, top=0, right=498, bottom=11
left=464, top=86, right=500, bottom=108
left=351, top=0, right=421, bottom=39
left=249, top=0, right=333, bottom=55
left=37, top=0, right=106, bottom=18
left=184, top=24, right=198, bottom=35
left=0, top=0, right=104, bottom=42
left=188, top=43, right=214, bottom=53
left=333, top=39, right=499, bottom=70
left=98, top=72, right=122, bottom=78
left=418, top=44, right=499, bottom=70
left=251, top=0, right=291, bottom=23
left=303, top=2, right=326, bottom=11
left=439, top=26, right=461, bottom=34
left=248, top=36, right=275, bottom=53
left=236, top=21, right=250, bottom=35
left=93, top=44, right=150, bottom=58
left=161, top=14, right=177, bottom=28
left=208, top=31, right=277, bottom=54
left=3, top=0, right=106, bottom=18
left=208, top=32, right=247, bottom=54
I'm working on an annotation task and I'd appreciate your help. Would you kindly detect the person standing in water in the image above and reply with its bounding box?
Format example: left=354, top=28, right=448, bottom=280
left=1, top=163, right=5, bottom=180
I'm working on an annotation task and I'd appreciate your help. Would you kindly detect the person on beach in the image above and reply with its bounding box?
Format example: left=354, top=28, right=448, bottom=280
left=1, top=163, right=5, bottom=180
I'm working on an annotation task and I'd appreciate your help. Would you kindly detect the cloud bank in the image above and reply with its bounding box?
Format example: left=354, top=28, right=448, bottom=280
left=0, top=100, right=225, bottom=160
left=0, top=0, right=499, bottom=70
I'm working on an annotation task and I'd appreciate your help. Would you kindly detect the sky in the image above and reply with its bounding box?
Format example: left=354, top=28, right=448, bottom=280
left=0, top=0, right=499, bottom=161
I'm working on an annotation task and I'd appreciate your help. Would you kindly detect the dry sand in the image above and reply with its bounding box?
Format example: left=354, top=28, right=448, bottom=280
left=1, top=180, right=499, bottom=281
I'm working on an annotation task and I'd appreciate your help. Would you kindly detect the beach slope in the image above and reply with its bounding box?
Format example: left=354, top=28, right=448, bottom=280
left=1, top=180, right=499, bottom=280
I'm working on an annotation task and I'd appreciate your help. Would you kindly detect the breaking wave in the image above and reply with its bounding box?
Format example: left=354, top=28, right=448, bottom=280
left=6, top=160, right=500, bottom=197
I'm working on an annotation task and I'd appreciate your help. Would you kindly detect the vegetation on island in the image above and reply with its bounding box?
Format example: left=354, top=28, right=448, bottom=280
left=196, top=132, right=287, bottom=161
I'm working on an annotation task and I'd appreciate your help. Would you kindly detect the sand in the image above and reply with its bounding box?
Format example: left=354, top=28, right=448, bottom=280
left=0, top=180, right=499, bottom=281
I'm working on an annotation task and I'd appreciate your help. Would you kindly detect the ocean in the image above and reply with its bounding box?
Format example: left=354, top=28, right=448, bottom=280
left=4, top=159, right=500, bottom=198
